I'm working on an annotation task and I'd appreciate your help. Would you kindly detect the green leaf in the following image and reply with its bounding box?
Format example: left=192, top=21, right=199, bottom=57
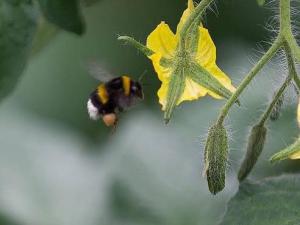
left=0, top=0, right=38, bottom=101
left=31, top=17, right=58, bottom=56
left=37, top=0, right=85, bottom=35
left=32, top=0, right=102, bottom=56
left=220, top=175, right=300, bottom=225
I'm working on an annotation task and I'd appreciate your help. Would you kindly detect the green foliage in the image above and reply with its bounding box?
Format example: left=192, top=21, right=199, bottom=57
left=0, top=0, right=98, bottom=103
left=37, top=0, right=85, bottom=35
left=31, top=18, right=58, bottom=56
left=220, top=175, right=300, bottom=225
left=0, top=0, right=38, bottom=101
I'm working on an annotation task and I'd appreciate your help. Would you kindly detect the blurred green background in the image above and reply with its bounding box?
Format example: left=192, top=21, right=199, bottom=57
left=1, top=0, right=300, bottom=224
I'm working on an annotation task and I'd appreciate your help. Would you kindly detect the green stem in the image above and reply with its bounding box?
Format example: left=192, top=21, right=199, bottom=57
left=118, top=36, right=173, bottom=67
left=258, top=43, right=295, bottom=125
left=293, top=72, right=300, bottom=91
left=180, top=0, right=214, bottom=44
left=215, top=0, right=298, bottom=125
left=216, top=37, right=283, bottom=125
left=279, top=0, right=300, bottom=62
left=270, top=137, right=300, bottom=163
left=279, top=0, right=291, bottom=34
left=279, top=0, right=300, bottom=88
left=259, top=74, right=291, bottom=125
left=287, top=37, right=300, bottom=63
left=284, top=42, right=300, bottom=93
left=286, top=43, right=300, bottom=92
left=118, top=36, right=154, bottom=57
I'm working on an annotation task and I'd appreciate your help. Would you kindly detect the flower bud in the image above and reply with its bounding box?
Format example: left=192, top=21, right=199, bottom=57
left=270, top=93, right=284, bottom=121
left=204, top=123, right=228, bottom=195
left=238, top=124, right=267, bottom=181
left=270, top=137, right=300, bottom=162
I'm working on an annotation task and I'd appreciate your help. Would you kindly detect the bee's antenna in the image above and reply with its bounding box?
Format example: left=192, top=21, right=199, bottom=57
left=138, top=70, right=147, bottom=83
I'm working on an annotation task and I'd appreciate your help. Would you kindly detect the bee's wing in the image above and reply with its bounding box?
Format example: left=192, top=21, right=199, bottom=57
left=85, top=60, right=114, bottom=82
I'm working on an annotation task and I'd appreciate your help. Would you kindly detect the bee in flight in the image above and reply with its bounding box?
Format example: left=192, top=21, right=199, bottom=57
left=87, top=63, right=144, bottom=127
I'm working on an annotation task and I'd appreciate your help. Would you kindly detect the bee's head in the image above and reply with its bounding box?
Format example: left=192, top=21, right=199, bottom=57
left=131, top=81, right=144, bottom=99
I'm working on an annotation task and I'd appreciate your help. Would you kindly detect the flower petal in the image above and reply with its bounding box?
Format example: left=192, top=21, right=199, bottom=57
left=149, top=53, right=173, bottom=110
left=149, top=53, right=172, bottom=82
left=289, top=150, right=300, bottom=160
left=196, top=27, right=216, bottom=68
left=178, top=78, right=207, bottom=104
left=157, top=79, right=169, bottom=110
left=176, top=0, right=195, bottom=34
left=146, top=22, right=178, bottom=57
left=196, top=27, right=235, bottom=98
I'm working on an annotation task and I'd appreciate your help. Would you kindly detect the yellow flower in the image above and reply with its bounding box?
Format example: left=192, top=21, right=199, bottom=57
left=118, top=0, right=236, bottom=122
left=146, top=0, right=235, bottom=111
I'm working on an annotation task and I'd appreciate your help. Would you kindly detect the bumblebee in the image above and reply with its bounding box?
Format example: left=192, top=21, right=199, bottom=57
left=87, top=75, right=143, bottom=127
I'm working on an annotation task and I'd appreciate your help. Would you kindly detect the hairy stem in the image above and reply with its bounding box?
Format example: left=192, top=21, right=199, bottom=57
left=259, top=74, right=291, bottom=125
left=258, top=43, right=295, bottom=125
left=216, top=0, right=299, bottom=125
left=118, top=36, right=154, bottom=57
left=216, top=37, right=283, bottom=125
left=279, top=0, right=291, bottom=34
left=180, top=0, right=214, bottom=45
left=293, top=71, right=300, bottom=91
left=288, top=37, right=300, bottom=63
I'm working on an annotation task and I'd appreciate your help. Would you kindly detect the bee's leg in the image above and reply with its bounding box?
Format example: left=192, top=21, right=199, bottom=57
left=110, top=115, right=119, bottom=134
left=117, top=106, right=124, bottom=113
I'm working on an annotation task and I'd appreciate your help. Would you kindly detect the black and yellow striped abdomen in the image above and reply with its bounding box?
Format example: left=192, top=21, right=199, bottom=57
left=88, top=75, right=143, bottom=119
left=97, top=84, right=109, bottom=104
left=90, top=76, right=133, bottom=114
left=103, top=75, right=132, bottom=97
